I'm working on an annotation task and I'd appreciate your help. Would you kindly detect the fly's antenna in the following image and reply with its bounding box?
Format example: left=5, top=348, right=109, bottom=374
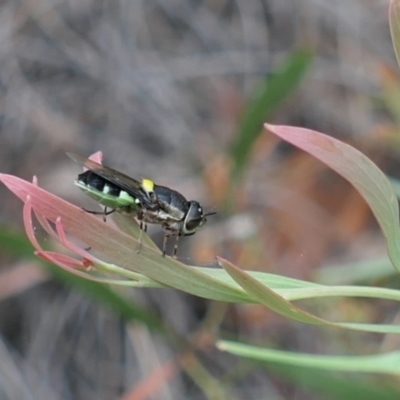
left=205, top=207, right=217, bottom=217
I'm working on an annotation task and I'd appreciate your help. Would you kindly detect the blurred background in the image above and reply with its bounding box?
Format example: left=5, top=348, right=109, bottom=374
left=0, top=0, right=399, bottom=399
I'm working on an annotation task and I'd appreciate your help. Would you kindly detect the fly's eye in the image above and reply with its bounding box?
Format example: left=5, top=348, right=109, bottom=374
left=183, top=202, right=204, bottom=235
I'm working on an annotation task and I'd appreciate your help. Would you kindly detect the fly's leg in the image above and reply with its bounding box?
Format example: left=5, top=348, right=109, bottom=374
left=137, top=220, right=148, bottom=254
left=173, top=235, right=180, bottom=258
left=82, top=207, right=116, bottom=215
left=162, top=234, right=179, bottom=257
left=82, top=207, right=116, bottom=222
left=162, top=234, right=170, bottom=257
left=103, top=207, right=109, bottom=222
left=136, top=209, right=148, bottom=254
left=137, top=220, right=143, bottom=253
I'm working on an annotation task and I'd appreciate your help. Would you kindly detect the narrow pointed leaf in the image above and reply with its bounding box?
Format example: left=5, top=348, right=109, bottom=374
left=219, top=257, right=324, bottom=325
left=218, top=257, right=400, bottom=334
left=265, top=124, right=400, bottom=272
left=218, top=340, right=400, bottom=375
left=0, top=174, right=249, bottom=303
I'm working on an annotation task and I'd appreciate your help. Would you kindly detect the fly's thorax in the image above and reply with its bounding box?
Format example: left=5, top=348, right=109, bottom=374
left=152, top=184, right=189, bottom=220
left=161, top=220, right=185, bottom=235
left=140, top=207, right=176, bottom=225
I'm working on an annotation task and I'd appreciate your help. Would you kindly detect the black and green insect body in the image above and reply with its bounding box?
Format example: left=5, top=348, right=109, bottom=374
left=67, top=153, right=216, bottom=256
left=75, top=170, right=139, bottom=212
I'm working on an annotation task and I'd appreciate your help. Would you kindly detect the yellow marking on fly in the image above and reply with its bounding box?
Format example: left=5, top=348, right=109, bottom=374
left=141, top=178, right=155, bottom=193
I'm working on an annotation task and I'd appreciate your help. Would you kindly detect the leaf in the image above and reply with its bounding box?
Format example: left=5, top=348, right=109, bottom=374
left=0, top=174, right=250, bottom=303
left=218, top=340, right=400, bottom=375
left=219, top=257, right=324, bottom=324
left=111, top=212, right=158, bottom=250
left=218, top=257, right=400, bottom=334
left=5, top=175, right=400, bottom=334
left=265, top=124, right=400, bottom=272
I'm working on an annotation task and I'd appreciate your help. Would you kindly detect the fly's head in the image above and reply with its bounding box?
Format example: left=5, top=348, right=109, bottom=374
left=182, top=201, right=216, bottom=236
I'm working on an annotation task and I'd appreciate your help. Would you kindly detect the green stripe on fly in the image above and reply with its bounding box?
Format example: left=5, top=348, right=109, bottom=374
left=67, top=153, right=216, bottom=257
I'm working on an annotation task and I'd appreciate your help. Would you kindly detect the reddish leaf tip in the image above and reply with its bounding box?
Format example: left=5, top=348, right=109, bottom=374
left=89, top=151, right=103, bottom=164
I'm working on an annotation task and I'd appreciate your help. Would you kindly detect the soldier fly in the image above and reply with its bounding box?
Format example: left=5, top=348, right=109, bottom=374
left=67, top=153, right=216, bottom=257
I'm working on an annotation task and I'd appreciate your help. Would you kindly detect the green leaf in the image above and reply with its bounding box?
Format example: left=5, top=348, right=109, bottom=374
left=231, top=50, right=312, bottom=179
left=5, top=175, right=400, bottom=334
left=198, top=266, right=322, bottom=289
left=218, top=340, right=400, bottom=375
left=219, top=257, right=324, bottom=325
left=218, top=257, right=400, bottom=334
left=0, top=174, right=251, bottom=303
left=111, top=212, right=158, bottom=250
left=265, top=124, right=400, bottom=272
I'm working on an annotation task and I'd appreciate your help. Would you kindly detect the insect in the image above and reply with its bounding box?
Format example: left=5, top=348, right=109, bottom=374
left=67, top=153, right=216, bottom=257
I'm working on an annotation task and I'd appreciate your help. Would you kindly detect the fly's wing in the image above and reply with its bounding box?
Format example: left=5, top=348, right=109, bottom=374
left=67, top=153, right=154, bottom=208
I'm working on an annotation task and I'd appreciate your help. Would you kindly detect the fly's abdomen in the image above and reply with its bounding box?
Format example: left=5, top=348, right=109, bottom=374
left=75, top=170, right=136, bottom=209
